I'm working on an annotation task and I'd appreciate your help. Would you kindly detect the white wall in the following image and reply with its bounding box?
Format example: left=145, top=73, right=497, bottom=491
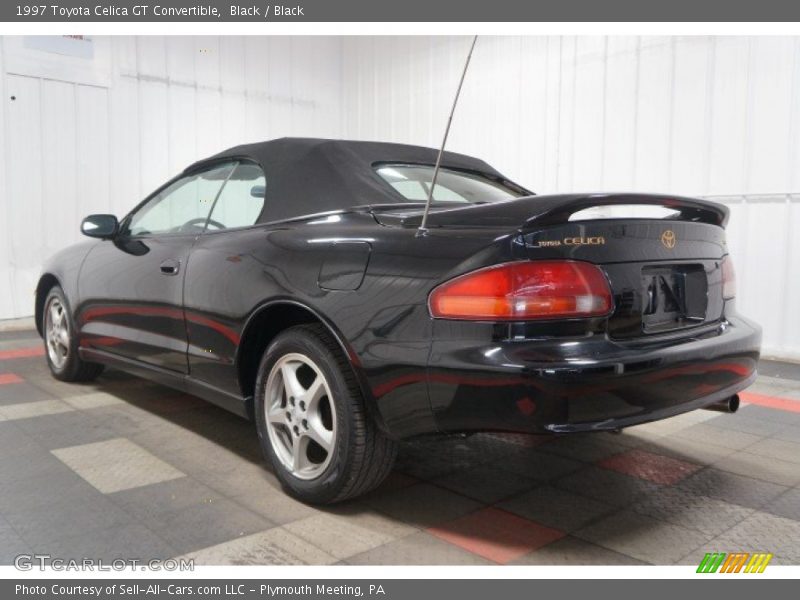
left=342, top=36, right=800, bottom=361
left=2, top=35, right=799, bottom=361
left=0, top=35, right=344, bottom=321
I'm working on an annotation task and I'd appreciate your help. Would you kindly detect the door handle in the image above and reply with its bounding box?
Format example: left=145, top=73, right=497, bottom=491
left=160, top=259, right=180, bottom=276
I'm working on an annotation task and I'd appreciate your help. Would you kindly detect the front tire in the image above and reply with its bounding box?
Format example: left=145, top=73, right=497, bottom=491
left=255, top=324, right=397, bottom=504
left=43, top=286, right=104, bottom=382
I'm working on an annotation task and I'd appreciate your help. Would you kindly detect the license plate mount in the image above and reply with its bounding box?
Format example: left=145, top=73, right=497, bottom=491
left=641, top=264, right=708, bottom=333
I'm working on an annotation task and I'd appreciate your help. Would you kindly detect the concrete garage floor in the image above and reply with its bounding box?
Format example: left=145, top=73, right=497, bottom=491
left=1, top=329, right=799, bottom=567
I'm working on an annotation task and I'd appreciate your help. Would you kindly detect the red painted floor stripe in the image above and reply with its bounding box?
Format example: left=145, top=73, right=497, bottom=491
left=428, top=507, right=565, bottom=564
left=0, top=346, right=44, bottom=360
left=0, top=373, right=23, bottom=385
left=597, top=448, right=702, bottom=485
left=740, top=391, right=800, bottom=414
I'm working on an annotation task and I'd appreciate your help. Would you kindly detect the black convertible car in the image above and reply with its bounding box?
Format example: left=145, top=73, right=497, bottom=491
left=37, top=138, right=761, bottom=503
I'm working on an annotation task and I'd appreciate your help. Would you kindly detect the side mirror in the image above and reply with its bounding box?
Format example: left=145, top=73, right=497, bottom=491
left=81, top=214, right=118, bottom=239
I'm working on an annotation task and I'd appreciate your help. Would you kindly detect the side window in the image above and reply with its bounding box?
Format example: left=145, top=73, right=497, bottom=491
left=126, top=163, right=235, bottom=236
left=206, top=162, right=266, bottom=230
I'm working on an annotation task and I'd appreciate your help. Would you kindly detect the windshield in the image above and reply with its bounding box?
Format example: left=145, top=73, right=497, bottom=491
left=375, top=164, right=527, bottom=204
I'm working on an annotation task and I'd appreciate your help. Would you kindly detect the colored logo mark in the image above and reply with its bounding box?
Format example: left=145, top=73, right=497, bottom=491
left=661, top=229, right=677, bottom=249
left=697, top=552, right=773, bottom=573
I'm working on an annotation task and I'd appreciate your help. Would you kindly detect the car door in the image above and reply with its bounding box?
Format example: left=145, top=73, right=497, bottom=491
left=77, top=162, right=236, bottom=373
left=182, top=161, right=267, bottom=394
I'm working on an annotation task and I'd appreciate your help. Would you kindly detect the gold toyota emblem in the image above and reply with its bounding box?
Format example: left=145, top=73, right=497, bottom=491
left=661, top=230, right=676, bottom=249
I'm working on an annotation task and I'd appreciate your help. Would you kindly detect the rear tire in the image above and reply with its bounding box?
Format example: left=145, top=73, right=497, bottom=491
left=42, top=286, right=104, bottom=382
left=255, top=323, right=397, bottom=504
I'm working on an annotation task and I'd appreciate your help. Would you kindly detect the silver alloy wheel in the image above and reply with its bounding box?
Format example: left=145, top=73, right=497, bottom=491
left=264, top=352, right=337, bottom=480
left=45, top=297, right=70, bottom=370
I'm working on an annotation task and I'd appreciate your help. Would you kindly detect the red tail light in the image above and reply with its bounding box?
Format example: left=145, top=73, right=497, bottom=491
left=429, top=260, right=613, bottom=321
left=721, top=255, right=736, bottom=299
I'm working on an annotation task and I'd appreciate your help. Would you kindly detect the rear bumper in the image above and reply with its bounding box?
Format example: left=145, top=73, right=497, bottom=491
left=428, top=315, right=762, bottom=434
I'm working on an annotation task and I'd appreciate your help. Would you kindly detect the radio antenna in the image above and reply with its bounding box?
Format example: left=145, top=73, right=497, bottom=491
left=416, top=35, right=478, bottom=237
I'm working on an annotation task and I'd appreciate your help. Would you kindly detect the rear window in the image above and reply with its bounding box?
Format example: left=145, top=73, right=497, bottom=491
left=375, top=164, right=526, bottom=204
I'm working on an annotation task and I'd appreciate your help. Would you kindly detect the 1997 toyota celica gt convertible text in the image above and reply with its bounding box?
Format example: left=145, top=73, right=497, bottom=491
left=36, top=138, right=762, bottom=503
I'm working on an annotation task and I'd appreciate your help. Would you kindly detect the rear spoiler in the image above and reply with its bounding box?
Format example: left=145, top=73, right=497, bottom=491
left=526, top=194, right=729, bottom=228
left=378, top=193, right=729, bottom=230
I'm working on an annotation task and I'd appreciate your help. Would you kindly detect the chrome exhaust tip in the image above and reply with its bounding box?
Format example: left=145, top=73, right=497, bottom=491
left=703, top=394, right=740, bottom=413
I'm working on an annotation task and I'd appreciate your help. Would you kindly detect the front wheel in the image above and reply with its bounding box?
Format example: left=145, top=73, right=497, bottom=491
left=254, top=324, right=397, bottom=504
left=43, top=286, right=104, bottom=382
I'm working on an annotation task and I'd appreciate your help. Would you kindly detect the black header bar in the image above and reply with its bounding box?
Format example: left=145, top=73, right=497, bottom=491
left=3, top=0, right=800, bottom=22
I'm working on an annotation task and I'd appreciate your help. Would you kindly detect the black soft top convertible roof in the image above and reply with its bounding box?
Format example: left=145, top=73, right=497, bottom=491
left=184, top=137, right=514, bottom=223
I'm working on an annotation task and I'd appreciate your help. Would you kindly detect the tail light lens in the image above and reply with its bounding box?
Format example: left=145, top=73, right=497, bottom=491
left=721, top=255, right=736, bottom=299
left=429, top=260, right=613, bottom=321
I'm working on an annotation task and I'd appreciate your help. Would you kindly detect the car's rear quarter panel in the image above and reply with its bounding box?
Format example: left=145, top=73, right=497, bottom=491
left=181, top=213, right=507, bottom=437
